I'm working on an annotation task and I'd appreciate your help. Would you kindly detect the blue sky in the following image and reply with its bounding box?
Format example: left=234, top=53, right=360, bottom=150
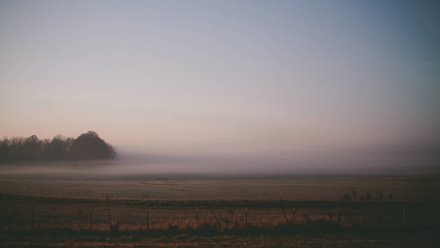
left=0, top=0, right=439, bottom=171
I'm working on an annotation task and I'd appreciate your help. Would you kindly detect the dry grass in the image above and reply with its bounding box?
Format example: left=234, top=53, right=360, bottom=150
left=0, top=175, right=439, bottom=247
left=1, top=192, right=439, bottom=235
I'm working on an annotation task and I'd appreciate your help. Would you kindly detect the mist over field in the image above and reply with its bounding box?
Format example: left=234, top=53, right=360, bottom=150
left=1, top=0, right=439, bottom=176
left=1, top=142, right=438, bottom=178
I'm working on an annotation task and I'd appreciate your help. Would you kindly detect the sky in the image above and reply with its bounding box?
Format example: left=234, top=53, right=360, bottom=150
left=0, top=0, right=439, bottom=173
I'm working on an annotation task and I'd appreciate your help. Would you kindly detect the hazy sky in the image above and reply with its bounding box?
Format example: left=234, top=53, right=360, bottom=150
left=1, top=0, right=439, bottom=171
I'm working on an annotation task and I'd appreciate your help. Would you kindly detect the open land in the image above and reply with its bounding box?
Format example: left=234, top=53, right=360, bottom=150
left=0, top=167, right=439, bottom=247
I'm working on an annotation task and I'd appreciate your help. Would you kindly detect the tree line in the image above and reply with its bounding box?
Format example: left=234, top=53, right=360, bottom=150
left=0, top=131, right=116, bottom=164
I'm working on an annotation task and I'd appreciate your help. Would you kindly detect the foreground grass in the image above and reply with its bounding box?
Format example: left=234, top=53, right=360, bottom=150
left=1, top=230, right=439, bottom=248
left=1, top=191, right=440, bottom=247
left=1, top=193, right=439, bottom=233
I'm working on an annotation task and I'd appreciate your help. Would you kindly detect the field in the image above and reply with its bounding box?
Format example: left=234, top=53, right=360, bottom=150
left=0, top=171, right=440, bottom=247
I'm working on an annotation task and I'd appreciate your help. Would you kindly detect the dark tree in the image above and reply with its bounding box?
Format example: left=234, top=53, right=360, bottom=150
left=22, top=135, right=42, bottom=160
left=0, top=131, right=116, bottom=164
left=45, top=135, right=71, bottom=160
left=70, top=131, right=116, bottom=160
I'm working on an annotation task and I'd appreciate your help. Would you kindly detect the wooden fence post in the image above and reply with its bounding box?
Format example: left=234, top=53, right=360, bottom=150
left=89, top=211, right=93, bottom=232
left=145, top=209, right=149, bottom=231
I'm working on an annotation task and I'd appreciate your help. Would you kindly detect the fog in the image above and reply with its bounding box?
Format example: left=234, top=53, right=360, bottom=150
left=1, top=1, right=439, bottom=177
left=1, top=141, right=438, bottom=180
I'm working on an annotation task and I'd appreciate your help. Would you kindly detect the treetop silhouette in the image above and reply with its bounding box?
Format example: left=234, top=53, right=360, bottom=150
left=0, top=131, right=116, bottom=163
